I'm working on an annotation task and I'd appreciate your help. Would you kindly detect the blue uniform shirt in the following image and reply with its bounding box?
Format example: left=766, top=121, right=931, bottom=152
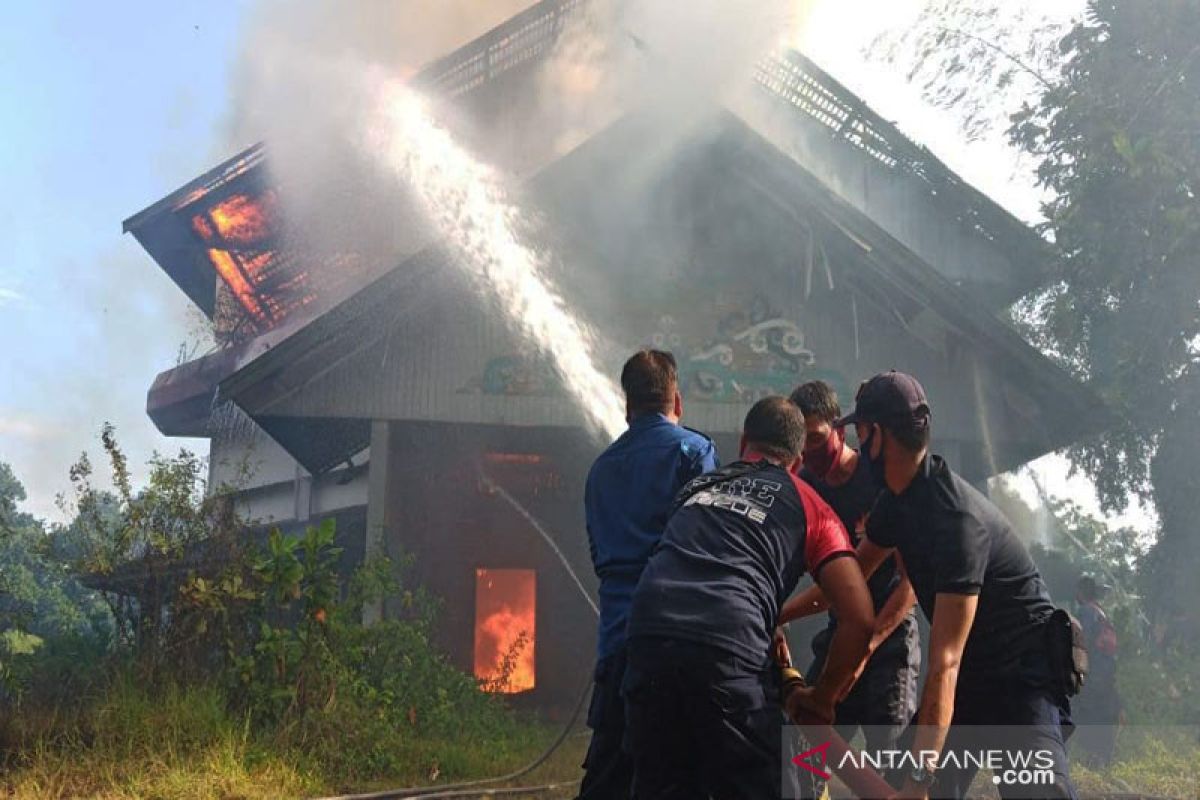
left=585, top=413, right=718, bottom=659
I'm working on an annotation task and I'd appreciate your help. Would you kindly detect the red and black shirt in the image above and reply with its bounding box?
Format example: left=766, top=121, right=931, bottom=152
left=627, top=453, right=853, bottom=666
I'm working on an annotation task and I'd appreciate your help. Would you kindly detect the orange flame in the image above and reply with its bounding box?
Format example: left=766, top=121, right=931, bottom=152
left=188, top=190, right=286, bottom=326
left=206, top=248, right=265, bottom=321
left=207, top=190, right=277, bottom=245
left=474, top=568, right=536, bottom=693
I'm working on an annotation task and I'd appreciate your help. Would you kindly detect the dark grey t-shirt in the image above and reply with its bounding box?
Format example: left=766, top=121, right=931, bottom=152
left=801, top=455, right=915, bottom=661
left=867, top=455, right=1054, bottom=677
left=627, top=458, right=854, bottom=667
left=800, top=456, right=895, bottom=608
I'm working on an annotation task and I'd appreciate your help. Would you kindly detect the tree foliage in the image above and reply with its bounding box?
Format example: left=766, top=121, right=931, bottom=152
left=1006, top=1, right=1200, bottom=629
left=58, top=423, right=241, bottom=668
left=1009, top=0, right=1200, bottom=505
left=877, top=0, right=1200, bottom=630
left=871, top=0, right=1074, bottom=143
left=0, top=464, right=108, bottom=697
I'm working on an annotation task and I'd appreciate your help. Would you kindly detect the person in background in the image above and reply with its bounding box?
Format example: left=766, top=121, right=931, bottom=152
left=1073, top=575, right=1121, bottom=766
left=782, top=372, right=1078, bottom=799
left=783, top=381, right=920, bottom=770
left=579, top=349, right=718, bottom=800
left=622, top=396, right=873, bottom=800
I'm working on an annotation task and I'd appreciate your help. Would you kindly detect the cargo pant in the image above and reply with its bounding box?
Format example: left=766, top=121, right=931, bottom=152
left=622, top=636, right=798, bottom=800
left=578, top=648, right=634, bottom=799
left=897, top=641, right=1079, bottom=800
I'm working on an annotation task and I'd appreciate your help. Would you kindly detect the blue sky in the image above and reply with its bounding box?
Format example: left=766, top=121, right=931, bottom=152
left=0, top=1, right=253, bottom=520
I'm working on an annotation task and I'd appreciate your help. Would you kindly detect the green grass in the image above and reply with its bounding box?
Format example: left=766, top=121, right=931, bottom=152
left=0, top=679, right=587, bottom=800
left=1070, top=727, right=1199, bottom=799
left=0, top=682, right=321, bottom=799
left=15, top=664, right=1191, bottom=800
left=6, top=681, right=1198, bottom=800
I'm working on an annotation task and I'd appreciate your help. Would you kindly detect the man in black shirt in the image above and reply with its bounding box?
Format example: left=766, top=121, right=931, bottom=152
left=782, top=381, right=920, bottom=759
left=622, top=397, right=875, bottom=799
left=786, top=372, right=1077, bottom=799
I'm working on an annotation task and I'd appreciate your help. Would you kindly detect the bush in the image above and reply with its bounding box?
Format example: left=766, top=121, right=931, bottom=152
left=0, top=444, right=557, bottom=795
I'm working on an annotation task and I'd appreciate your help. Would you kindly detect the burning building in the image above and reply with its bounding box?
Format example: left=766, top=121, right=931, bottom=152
left=125, top=0, right=1107, bottom=710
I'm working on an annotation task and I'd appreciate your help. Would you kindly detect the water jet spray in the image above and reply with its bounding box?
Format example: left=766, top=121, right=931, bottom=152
left=364, top=80, right=626, bottom=443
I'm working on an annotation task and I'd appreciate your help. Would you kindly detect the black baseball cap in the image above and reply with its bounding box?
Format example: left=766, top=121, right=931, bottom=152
left=835, top=370, right=931, bottom=429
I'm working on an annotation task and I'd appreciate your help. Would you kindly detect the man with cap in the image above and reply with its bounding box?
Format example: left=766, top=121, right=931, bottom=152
left=622, top=396, right=874, bottom=800
left=580, top=349, right=719, bottom=799
left=782, top=372, right=1077, bottom=799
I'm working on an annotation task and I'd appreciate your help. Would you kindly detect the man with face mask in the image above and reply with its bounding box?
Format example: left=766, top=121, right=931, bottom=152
left=781, top=381, right=919, bottom=769
left=783, top=372, right=1078, bottom=800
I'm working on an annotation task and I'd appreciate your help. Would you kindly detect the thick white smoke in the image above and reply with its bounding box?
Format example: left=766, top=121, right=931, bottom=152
left=226, top=1, right=534, bottom=278
left=535, top=0, right=798, bottom=167
left=227, top=0, right=798, bottom=265
left=224, top=0, right=798, bottom=441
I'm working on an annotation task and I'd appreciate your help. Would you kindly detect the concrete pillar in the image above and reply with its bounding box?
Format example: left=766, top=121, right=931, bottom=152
left=292, top=464, right=312, bottom=522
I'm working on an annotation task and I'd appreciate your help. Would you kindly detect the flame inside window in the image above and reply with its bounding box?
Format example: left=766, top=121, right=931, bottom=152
left=186, top=188, right=318, bottom=333
left=474, top=568, right=535, bottom=693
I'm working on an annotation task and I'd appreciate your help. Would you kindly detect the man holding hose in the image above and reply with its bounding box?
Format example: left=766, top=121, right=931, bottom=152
left=780, top=372, right=1078, bottom=800
left=622, top=396, right=874, bottom=799
left=580, top=349, right=719, bottom=799
left=787, top=380, right=920, bottom=764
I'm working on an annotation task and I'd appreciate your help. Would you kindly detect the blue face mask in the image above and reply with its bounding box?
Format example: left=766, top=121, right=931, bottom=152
left=859, top=427, right=888, bottom=490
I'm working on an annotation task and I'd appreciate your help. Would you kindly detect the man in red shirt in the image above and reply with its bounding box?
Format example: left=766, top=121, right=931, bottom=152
left=788, top=380, right=920, bottom=759
left=622, top=396, right=874, bottom=799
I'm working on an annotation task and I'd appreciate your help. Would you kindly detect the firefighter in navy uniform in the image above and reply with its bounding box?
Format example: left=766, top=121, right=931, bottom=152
left=579, top=349, right=718, bottom=800
left=785, top=372, right=1079, bottom=800
left=622, top=396, right=874, bottom=800
left=783, top=381, right=920, bottom=768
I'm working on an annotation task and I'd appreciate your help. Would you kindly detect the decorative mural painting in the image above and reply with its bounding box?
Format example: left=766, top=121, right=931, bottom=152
left=460, top=291, right=850, bottom=405
left=655, top=294, right=817, bottom=403
left=459, top=354, right=565, bottom=397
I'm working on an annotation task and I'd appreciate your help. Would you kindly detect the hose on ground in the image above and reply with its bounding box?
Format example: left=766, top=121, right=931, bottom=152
left=311, top=672, right=589, bottom=799
left=383, top=779, right=580, bottom=799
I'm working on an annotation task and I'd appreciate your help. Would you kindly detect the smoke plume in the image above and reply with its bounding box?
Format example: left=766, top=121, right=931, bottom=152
left=225, top=0, right=797, bottom=288
left=216, top=0, right=798, bottom=443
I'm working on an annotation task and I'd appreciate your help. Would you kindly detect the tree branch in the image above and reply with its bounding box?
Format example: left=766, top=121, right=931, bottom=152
left=936, top=25, right=1056, bottom=91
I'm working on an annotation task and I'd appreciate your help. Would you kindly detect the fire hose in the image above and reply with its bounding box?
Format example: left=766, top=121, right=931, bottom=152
left=310, top=474, right=593, bottom=800
left=772, top=638, right=897, bottom=800
left=315, top=473, right=895, bottom=800
left=779, top=665, right=896, bottom=800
